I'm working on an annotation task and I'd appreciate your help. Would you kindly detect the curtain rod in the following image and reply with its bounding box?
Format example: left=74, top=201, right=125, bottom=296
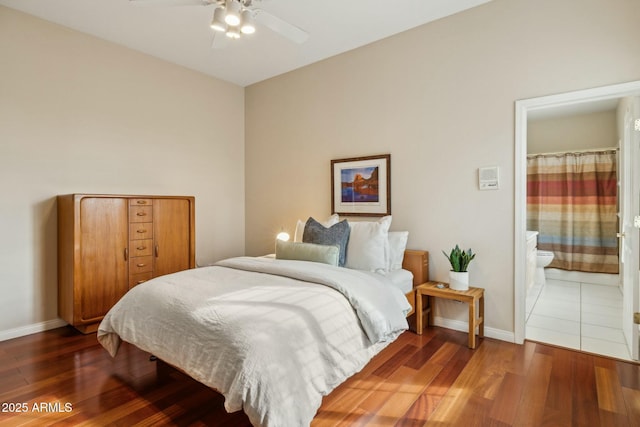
left=527, top=147, right=618, bottom=157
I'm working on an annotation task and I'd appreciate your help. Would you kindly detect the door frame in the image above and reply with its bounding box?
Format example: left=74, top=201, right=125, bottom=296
left=620, top=98, right=640, bottom=359
left=514, top=80, right=640, bottom=345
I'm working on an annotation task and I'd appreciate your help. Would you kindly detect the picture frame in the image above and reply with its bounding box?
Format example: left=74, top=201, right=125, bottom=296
left=331, top=154, right=391, bottom=217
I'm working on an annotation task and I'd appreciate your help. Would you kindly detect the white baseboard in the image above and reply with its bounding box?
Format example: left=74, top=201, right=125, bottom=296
left=1, top=316, right=515, bottom=346
left=433, top=316, right=515, bottom=343
left=0, top=318, right=68, bottom=342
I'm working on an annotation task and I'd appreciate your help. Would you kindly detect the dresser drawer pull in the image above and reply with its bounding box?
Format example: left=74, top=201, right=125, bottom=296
left=136, top=212, right=147, bottom=217
left=136, top=263, right=146, bottom=267
left=124, top=248, right=128, bottom=261
left=137, top=246, right=146, bottom=250
left=136, top=229, right=147, bottom=233
left=155, top=245, right=159, bottom=257
left=136, top=200, right=147, bottom=205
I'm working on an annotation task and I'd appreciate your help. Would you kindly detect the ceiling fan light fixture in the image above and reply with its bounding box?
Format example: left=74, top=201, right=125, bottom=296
left=226, top=26, right=240, bottom=39
left=224, top=0, right=241, bottom=26
left=210, top=7, right=226, bottom=32
left=240, top=9, right=255, bottom=34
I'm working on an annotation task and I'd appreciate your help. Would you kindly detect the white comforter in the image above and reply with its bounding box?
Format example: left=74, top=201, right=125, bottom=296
left=97, top=257, right=411, bottom=427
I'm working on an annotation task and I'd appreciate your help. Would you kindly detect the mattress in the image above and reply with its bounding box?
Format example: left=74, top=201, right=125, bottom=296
left=386, top=268, right=414, bottom=293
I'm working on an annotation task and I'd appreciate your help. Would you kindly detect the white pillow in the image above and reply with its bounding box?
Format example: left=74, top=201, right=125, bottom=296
left=294, top=214, right=339, bottom=242
left=345, top=216, right=392, bottom=273
left=388, top=231, right=409, bottom=271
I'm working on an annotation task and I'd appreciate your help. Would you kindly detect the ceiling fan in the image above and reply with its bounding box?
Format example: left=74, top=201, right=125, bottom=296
left=130, top=0, right=309, bottom=47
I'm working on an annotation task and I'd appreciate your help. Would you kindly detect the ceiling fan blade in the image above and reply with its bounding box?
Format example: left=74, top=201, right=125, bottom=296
left=254, top=9, right=308, bottom=44
left=129, top=0, right=216, bottom=6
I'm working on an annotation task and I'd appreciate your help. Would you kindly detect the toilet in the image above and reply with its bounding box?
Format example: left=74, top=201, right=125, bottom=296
left=535, top=250, right=554, bottom=286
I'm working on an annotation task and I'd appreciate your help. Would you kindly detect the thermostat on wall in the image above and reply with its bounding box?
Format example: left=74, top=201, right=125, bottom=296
left=479, top=166, right=499, bottom=190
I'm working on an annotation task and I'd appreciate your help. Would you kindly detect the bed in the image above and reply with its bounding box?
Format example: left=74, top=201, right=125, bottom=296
left=97, top=216, right=428, bottom=427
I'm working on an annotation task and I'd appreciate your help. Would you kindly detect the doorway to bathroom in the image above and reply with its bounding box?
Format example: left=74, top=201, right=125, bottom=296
left=514, top=81, right=640, bottom=362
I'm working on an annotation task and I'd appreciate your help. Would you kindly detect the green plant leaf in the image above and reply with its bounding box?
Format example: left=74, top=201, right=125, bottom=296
left=443, top=245, right=475, bottom=272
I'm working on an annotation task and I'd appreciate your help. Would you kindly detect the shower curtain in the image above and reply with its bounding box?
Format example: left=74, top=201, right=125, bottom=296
left=527, top=150, right=619, bottom=274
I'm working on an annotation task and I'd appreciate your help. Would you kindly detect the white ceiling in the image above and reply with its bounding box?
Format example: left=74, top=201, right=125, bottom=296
left=0, top=0, right=492, bottom=86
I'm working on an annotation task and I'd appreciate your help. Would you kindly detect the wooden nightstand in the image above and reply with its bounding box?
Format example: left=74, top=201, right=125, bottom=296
left=415, top=281, right=485, bottom=349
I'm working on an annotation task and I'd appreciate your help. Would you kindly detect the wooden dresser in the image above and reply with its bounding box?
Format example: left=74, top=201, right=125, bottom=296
left=57, top=194, right=195, bottom=333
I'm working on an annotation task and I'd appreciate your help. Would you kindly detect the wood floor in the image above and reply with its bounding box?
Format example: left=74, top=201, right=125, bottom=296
left=1, top=326, right=639, bottom=426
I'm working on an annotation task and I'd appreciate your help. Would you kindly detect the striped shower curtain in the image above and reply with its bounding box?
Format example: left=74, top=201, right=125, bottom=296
left=527, top=150, right=619, bottom=274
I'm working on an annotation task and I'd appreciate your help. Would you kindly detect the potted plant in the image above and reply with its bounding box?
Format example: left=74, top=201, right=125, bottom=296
left=442, top=245, right=475, bottom=291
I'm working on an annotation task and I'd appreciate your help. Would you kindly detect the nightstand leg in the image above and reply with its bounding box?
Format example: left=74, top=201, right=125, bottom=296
left=416, top=291, right=423, bottom=335
left=479, top=294, right=485, bottom=338
left=468, top=299, right=476, bottom=349
left=427, top=296, right=434, bottom=326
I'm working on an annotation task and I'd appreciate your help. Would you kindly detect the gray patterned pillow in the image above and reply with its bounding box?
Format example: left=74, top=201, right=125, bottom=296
left=302, top=217, right=350, bottom=267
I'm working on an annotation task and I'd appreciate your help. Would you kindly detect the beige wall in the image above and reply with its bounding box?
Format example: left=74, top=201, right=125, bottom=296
left=245, top=0, right=640, bottom=336
left=0, top=6, right=245, bottom=337
left=528, top=110, right=618, bottom=154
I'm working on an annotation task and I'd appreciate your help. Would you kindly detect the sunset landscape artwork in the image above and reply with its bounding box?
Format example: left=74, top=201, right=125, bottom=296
left=331, top=154, right=390, bottom=216
left=340, top=166, right=379, bottom=203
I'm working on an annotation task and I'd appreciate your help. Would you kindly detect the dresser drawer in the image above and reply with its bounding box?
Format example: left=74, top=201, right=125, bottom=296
left=129, top=205, right=153, bottom=223
left=130, top=198, right=152, bottom=207
left=130, top=238, right=153, bottom=257
left=129, top=222, right=153, bottom=240
left=129, top=272, right=153, bottom=288
left=130, top=256, right=153, bottom=274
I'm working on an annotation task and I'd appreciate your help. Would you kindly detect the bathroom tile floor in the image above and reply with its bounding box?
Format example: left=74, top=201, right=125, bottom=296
left=525, top=278, right=631, bottom=361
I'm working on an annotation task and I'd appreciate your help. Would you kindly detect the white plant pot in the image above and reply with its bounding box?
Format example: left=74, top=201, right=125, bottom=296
left=449, top=271, right=469, bottom=291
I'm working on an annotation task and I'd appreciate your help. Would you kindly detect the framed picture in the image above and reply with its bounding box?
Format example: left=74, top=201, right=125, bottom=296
left=331, top=154, right=391, bottom=217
